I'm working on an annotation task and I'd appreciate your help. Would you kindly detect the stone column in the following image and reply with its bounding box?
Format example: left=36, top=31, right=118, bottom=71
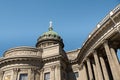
left=51, top=66, right=55, bottom=80
left=99, top=55, right=109, bottom=80
left=13, top=68, right=19, bottom=80
left=110, top=47, right=120, bottom=75
left=0, top=71, right=4, bottom=80
left=40, top=69, right=44, bottom=80
left=103, top=41, right=120, bottom=79
left=92, top=63, right=98, bottom=80
left=86, top=58, right=93, bottom=80
left=82, top=64, right=88, bottom=80
left=28, top=68, right=35, bottom=80
left=93, top=51, right=103, bottom=80
left=35, top=71, right=40, bottom=80
left=56, top=65, right=61, bottom=80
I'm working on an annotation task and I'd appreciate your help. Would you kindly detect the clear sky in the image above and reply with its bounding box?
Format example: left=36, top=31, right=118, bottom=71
left=0, top=0, right=120, bottom=57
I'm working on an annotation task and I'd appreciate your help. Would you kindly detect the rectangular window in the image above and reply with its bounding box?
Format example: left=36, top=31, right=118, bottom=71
left=44, top=72, right=50, bottom=80
left=19, top=74, right=28, bottom=80
left=75, top=72, right=79, bottom=78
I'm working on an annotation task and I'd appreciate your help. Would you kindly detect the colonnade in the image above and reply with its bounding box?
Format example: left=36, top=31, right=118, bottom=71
left=83, top=40, right=120, bottom=80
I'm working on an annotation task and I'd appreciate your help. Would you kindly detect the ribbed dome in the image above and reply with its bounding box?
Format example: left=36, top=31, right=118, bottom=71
left=43, top=29, right=58, bottom=36
left=37, top=26, right=62, bottom=42
left=36, top=21, right=64, bottom=48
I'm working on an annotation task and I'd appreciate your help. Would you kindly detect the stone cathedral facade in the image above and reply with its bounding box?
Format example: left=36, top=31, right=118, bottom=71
left=0, top=4, right=120, bottom=80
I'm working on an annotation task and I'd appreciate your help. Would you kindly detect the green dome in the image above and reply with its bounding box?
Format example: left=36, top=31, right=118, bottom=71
left=37, top=27, right=62, bottom=42
left=42, top=27, right=59, bottom=37
left=36, top=21, right=64, bottom=48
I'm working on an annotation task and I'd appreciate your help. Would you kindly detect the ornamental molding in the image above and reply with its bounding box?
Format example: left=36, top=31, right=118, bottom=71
left=0, top=57, right=41, bottom=65
left=42, top=55, right=62, bottom=63
left=42, top=54, right=68, bottom=63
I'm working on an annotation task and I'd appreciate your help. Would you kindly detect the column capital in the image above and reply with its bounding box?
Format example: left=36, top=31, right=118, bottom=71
left=30, top=68, right=37, bottom=73
left=56, top=64, right=61, bottom=69
left=13, top=68, right=19, bottom=73
left=99, top=53, right=103, bottom=57
left=103, top=40, right=109, bottom=44
left=51, top=65, right=56, bottom=71
left=77, top=66, right=82, bottom=70
left=86, top=57, right=90, bottom=61
left=92, top=50, right=97, bottom=54
left=40, top=68, right=44, bottom=72
left=101, top=39, right=109, bottom=46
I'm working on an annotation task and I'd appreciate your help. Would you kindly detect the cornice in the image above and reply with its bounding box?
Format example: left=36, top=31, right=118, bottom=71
left=42, top=55, right=62, bottom=62
left=0, top=56, right=41, bottom=65
left=42, top=55, right=69, bottom=64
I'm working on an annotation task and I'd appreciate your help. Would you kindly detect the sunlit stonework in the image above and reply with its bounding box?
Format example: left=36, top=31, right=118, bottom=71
left=0, top=4, right=120, bottom=80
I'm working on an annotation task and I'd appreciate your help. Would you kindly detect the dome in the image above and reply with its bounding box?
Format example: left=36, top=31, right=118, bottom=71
left=38, top=27, right=61, bottom=41
left=36, top=21, right=64, bottom=48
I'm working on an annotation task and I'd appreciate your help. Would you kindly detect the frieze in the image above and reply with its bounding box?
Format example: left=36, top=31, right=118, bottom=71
left=4, top=47, right=42, bottom=58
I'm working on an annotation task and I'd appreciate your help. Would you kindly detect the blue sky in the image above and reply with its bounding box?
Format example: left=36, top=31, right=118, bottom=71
left=0, top=0, right=120, bottom=57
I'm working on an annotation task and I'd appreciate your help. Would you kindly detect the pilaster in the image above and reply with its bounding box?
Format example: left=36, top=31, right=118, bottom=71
left=13, top=68, right=19, bottom=80
left=40, top=69, right=44, bottom=80
left=51, top=65, right=56, bottom=80
left=0, top=71, right=4, bottom=80
left=56, top=65, right=61, bottom=80
left=28, top=68, right=35, bottom=80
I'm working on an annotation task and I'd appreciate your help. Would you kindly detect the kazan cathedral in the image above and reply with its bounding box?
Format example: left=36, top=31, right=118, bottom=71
left=0, top=4, right=120, bottom=80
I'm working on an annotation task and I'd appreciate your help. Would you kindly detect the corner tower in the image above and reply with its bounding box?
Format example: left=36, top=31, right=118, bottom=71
left=36, top=21, right=64, bottom=48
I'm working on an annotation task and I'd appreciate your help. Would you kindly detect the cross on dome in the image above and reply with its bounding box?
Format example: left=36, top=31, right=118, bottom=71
left=49, top=21, right=53, bottom=31
left=49, top=21, right=52, bottom=27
